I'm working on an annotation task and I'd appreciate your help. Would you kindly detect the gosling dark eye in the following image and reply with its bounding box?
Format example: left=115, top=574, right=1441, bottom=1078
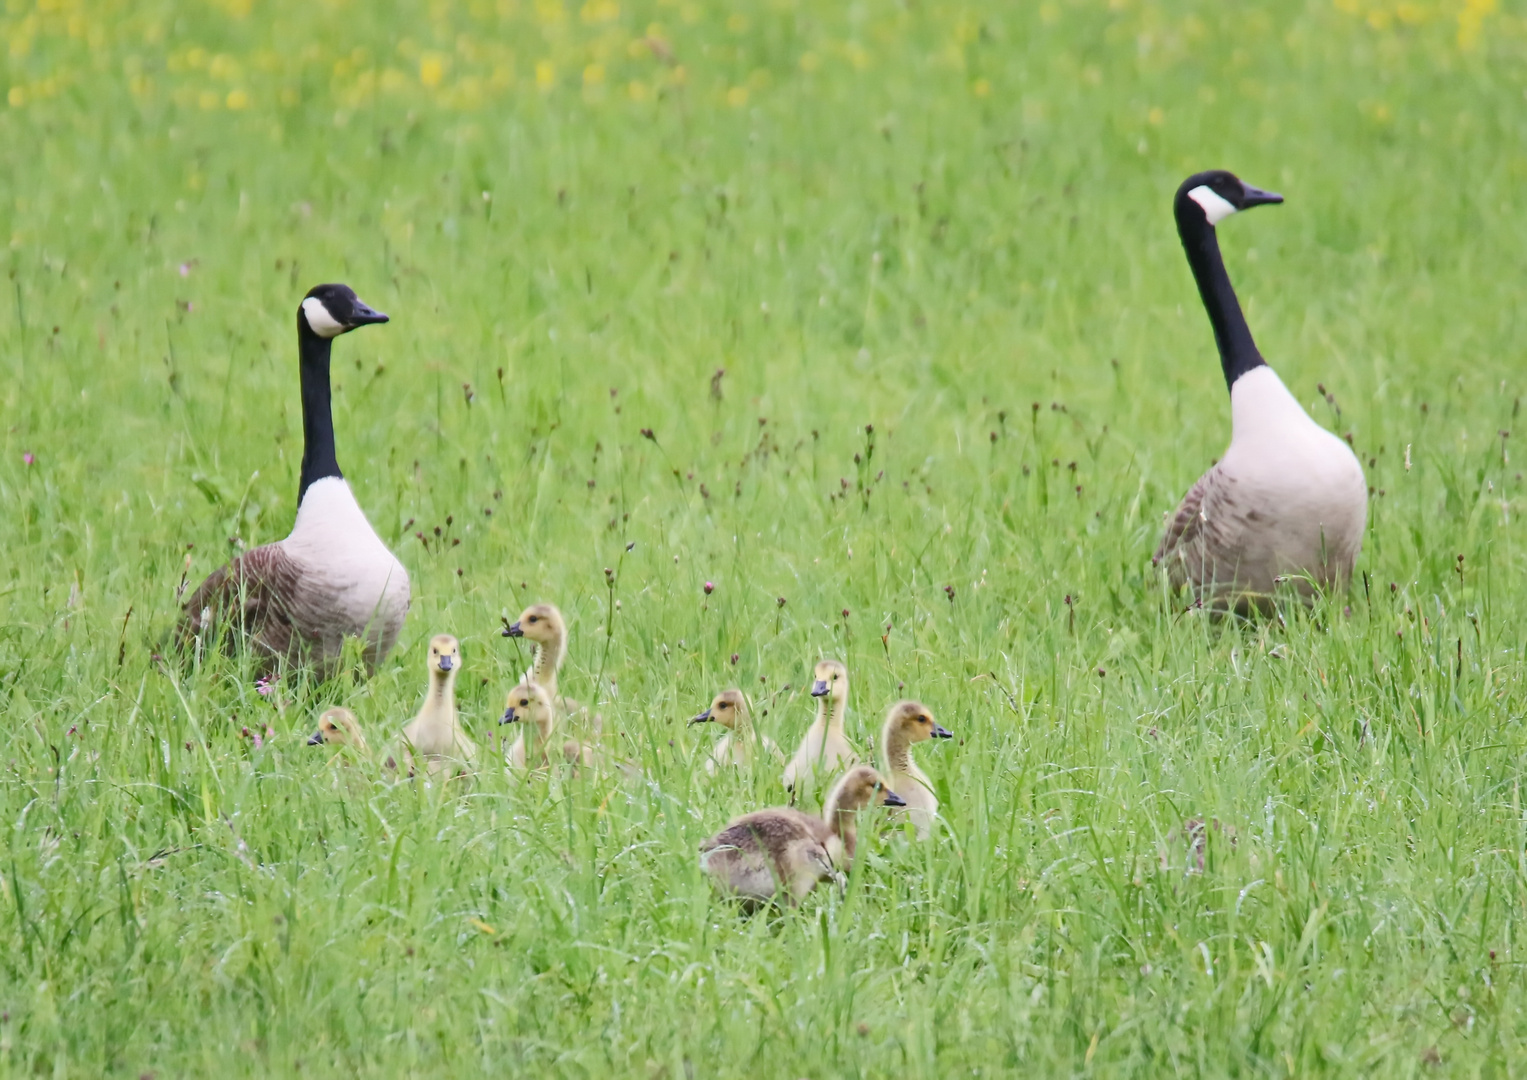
left=528, top=616, right=539, bottom=623
left=519, top=698, right=529, bottom=707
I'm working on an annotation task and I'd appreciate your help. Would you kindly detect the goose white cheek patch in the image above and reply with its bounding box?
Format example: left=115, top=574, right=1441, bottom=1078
left=1187, top=185, right=1239, bottom=226
left=302, top=296, right=346, bottom=338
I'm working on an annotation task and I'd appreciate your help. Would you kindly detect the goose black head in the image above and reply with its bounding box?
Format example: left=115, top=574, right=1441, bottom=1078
left=1174, top=170, right=1283, bottom=230
left=299, top=283, right=390, bottom=339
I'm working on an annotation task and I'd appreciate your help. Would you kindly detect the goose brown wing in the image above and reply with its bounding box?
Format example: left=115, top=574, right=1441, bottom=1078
left=177, top=543, right=308, bottom=664
left=1153, top=465, right=1247, bottom=591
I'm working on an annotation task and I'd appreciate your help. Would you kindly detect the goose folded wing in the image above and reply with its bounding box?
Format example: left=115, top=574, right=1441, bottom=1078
left=178, top=544, right=307, bottom=662
left=1153, top=465, right=1247, bottom=589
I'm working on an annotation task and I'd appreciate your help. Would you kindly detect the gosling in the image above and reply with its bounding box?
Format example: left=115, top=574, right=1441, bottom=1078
left=782, top=659, right=858, bottom=800
left=879, top=700, right=952, bottom=839
left=308, top=706, right=368, bottom=753
left=397, top=634, right=476, bottom=775
left=500, top=682, right=599, bottom=772
left=689, top=688, right=780, bottom=773
left=503, top=602, right=600, bottom=734
left=699, top=764, right=904, bottom=908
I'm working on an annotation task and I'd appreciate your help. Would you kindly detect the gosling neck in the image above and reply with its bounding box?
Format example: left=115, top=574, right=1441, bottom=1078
left=826, top=799, right=861, bottom=860
left=531, top=634, right=565, bottom=697
left=430, top=669, right=457, bottom=704
left=813, top=692, right=846, bottom=736
left=525, top=709, right=559, bottom=757
left=881, top=725, right=913, bottom=774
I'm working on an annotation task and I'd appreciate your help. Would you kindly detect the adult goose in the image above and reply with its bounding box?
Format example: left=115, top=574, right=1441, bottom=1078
left=1153, top=171, right=1366, bottom=610
left=178, top=284, right=410, bottom=674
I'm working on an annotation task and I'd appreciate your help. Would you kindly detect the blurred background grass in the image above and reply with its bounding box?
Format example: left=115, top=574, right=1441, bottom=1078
left=2, top=0, right=1527, bottom=1075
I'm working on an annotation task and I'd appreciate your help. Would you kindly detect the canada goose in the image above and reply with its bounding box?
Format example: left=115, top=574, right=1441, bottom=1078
left=1153, top=171, right=1367, bottom=609
left=782, top=659, right=858, bottom=799
left=503, top=603, right=601, bottom=734
left=689, top=688, right=781, bottom=773
left=398, top=634, right=475, bottom=775
left=500, top=682, right=601, bottom=772
left=879, top=700, right=952, bottom=839
left=308, top=706, right=368, bottom=752
left=178, top=284, right=410, bottom=675
left=699, top=764, right=904, bottom=908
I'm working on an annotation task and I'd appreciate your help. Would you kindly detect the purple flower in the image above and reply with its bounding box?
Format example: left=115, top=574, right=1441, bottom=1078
left=22, top=452, right=34, bottom=466
left=255, top=675, right=278, bottom=698
left=703, top=581, right=714, bottom=595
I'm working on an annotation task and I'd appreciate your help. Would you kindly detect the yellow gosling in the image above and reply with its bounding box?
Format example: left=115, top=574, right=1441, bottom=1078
left=879, top=700, right=952, bottom=839
left=503, top=602, right=601, bottom=735
left=689, top=688, right=780, bottom=773
left=782, top=659, right=857, bottom=800
left=500, top=682, right=602, bottom=773
left=397, top=634, right=476, bottom=776
left=308, top=706, right=368, bottom=753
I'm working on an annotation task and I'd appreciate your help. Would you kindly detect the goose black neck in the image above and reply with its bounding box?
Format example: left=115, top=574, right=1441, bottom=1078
left=297, top=324, right=343, bottom=502
left=1176, top=210, right=1266, bottom=393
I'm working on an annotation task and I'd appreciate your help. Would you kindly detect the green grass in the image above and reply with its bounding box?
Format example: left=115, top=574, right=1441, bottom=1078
left=4, top=0, right=1527, bottom=1074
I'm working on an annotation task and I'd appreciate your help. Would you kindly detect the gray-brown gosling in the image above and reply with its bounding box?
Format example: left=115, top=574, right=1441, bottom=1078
left=698, top=764, right=905, bottom=908
left=177, top=284, right=408, bottom=677
left=308, top=706, right=368, bottom=753
left=782, top=659, right=858, bottom=799
left=1153, top=171, right=1366, bottom=610
left=879, top=700, right=952, bottom=839
left=503, top=602, right=601, bottom=734
left=500, top=682, right=600, bottom=772
left=397, top=634, right=476, bottom=775
left=689, top=688, right=780, bottom=773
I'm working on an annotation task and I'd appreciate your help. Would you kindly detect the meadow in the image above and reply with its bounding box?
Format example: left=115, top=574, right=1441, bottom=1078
left=3, top=0, right=1527, bottom=1074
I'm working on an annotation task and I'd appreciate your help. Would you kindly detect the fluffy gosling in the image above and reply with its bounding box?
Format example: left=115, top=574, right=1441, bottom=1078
left=397, top=634, right=476, bottom=775
left=699, top=764, right=904, bottom=908
left=782, top=659, right=858, bottom=800
left=500, top=682, right=600, bottom=772
left=689, top=688, right=780, bottom=773
left=879, top=700, right=952, bottom=839
left=503, top=602, right=601, bottom=734
left=308, top=706, right=368, bottom=753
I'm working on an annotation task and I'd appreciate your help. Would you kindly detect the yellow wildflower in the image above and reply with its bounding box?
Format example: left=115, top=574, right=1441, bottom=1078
left=725, top=85, right=747, bottom=107
left=536, top=60, right=555, bottom=88
left=972, top=77, right=991, bottom=98
left=226, top=88, right=250, bottom=110
left=420, top=53, right=445, bottom=88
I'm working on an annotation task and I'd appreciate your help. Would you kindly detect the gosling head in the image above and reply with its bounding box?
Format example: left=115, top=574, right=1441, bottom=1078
left=1174, top=170, right=1283, bottom=230
left=828, top=764, right=906, bottom=813
left=809, top=659, right=849, bottom=703
left=308, top=706, right=365, bottom=749
left=883, top=700, right=953, bottom=743
left=691, top=688, right=747, bottom=729
left=427, top=634, right=460, bottom=679
left=500, top=682, right=555, bottom=726
left=298, top=283, right=389, bottom=340
left=503, top=604, right=566, bottom=647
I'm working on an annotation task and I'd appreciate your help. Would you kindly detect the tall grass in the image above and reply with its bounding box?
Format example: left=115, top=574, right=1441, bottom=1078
left=2, top=0, right=1526, bottom=1074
